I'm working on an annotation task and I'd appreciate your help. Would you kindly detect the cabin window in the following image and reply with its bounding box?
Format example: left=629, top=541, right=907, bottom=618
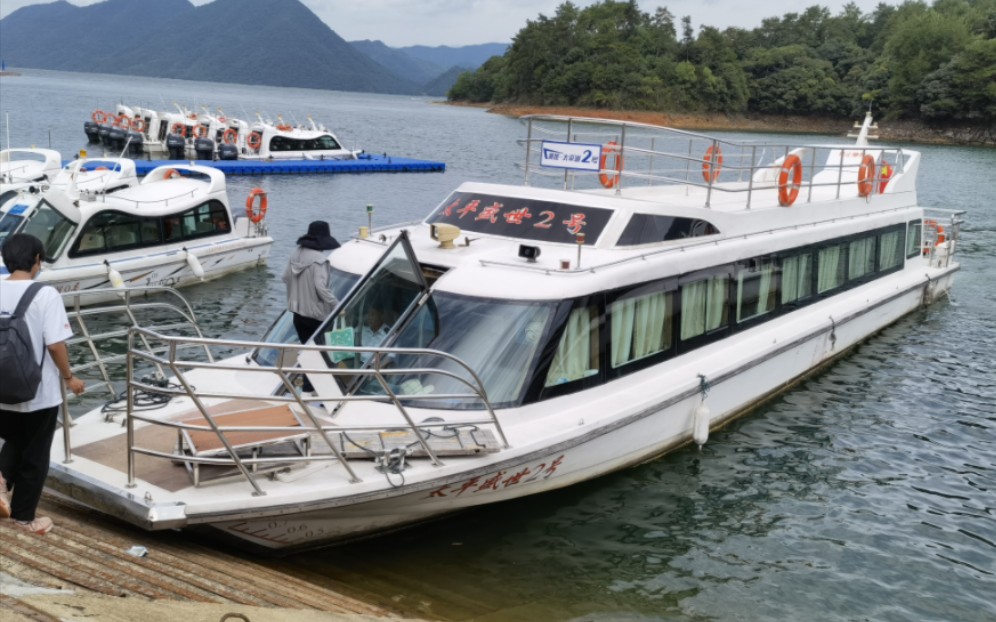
left=617, top=214, right=719, bottom=245
left=781, top=252, right=813, bottom=306
left=847, top=236, right=876, bottom=281
left=680, top=274, right=729, bottom=341
left=545, top=305, right=600, bottom=387
left=164, top=200, right=230, bottom=240
left=19, top=200, right=76, bottom=262
left=817, top=243, right=847, bottom=293
left=269, top=135, right=342, bottom=152
left=879, top=229, right=904, bottom=271
left=610, top=287, right=674, bottom=369
left=73, top=211, right=163, bottom=255
left=0, top=207, right=26, bottom=248
left=737, top=259, right=778, bottom=323
left=906, top=220, right=923, bottom=258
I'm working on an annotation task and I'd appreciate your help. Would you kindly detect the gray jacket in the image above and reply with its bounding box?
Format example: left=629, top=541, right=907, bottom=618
left=282, top=247, right=338, bottom=321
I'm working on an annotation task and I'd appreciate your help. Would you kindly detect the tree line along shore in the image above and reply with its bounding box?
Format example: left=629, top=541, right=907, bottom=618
left=449, top=0, right=995, bottom=147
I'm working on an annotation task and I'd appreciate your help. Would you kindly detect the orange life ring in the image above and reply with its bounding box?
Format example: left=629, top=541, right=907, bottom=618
left=163, top=168, right=182, bottom=180
left=114, top=114, right=131, bottom=130
left=702, top=145, right=723, bottom=183
left=246, top=188, right=268, bottom=223
left=222, top=128, right=238, bottom=144
left=857, top=154, right=876, bottom=197
left=246, top=131, right=263, bottom=151
left=170, top=122, right=187, bottom=137
left=276, top=124, right=292, bottom=131
left=192, top=125, right=208, bottom=138
left=598, top=141, right=624, bottom=189
left=132, top=117, right=147, bottom=133
left=778, top=154, right=803, bottom=207
left=92, top=110, right=107, bottom=124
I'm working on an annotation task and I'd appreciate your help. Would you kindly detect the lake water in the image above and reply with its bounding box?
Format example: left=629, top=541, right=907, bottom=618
left=2, top=70, right=994, bottom=622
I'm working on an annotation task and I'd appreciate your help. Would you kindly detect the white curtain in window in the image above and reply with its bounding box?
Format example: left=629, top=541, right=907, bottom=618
left=611, top=292, right=667, bottom=367
left=818, top=246, right=842, bottom=293
left=546, top=307, right=596, bottom=385
left=848, top=238, right=875, bottom=280
left=782, top=254, right=812, bottom=303
left=682, top=277, right=727, bottom=340
left=879, top=231, right=900, bottom=270
left=706, top=277, right=728, bottom=332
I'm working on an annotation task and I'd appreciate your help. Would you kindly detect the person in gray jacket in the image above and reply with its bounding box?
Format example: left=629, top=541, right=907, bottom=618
left=283, top=220, right=341, bottom=345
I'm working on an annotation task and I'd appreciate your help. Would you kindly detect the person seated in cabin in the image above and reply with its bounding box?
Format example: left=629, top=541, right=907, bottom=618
left=358, top=304, right=392, bottom=366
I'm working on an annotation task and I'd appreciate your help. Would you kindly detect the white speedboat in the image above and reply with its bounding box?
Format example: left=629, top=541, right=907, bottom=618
left=234, top=114, right=360, bottom=161
left=0, top=161, right=272, bottom=301
left=46, top=114, right=960, bottom=552
left=0, top=147, right=62, bottom=196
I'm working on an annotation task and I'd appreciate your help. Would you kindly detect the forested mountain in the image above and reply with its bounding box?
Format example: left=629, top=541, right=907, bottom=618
left=0, top=0, right=505, bottom=95
left=449, top=0, right=996, bottom=129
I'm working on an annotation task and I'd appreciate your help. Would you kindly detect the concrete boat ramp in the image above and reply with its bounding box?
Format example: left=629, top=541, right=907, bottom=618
left=0, top=493, right=425, bottom=622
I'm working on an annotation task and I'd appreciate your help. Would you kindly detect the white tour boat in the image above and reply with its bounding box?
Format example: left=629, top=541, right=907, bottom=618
left=46, top=114, right=961, bottom=552
left=0, top=147, right=62, bottom=194
left=0, top=161, right=273, bottom=300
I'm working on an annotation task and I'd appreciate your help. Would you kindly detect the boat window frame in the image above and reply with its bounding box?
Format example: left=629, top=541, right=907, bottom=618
left=906, top=220, right=923, bottom=258
left=533, top=295, right=605, bottom=402
left=734, top=255, right=781, bottom=329
left=604, top=277, right=679, bottom=379
left=19, top=198, right=77, bottom=262
left=676, top=265, right=734, bottom=354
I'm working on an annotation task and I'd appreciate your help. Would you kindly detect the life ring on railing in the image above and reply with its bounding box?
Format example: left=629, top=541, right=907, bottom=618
left=246, top=131, right=263, bottom=151
left=115, top=114, right=131, bottom=130
left=857, top=154, right=876, bottom=197
left=923, top=219, right=946, bottom=253
left=92, top=110, right=108, bottom=124
left=170, top=122, right=187, bottom=137
left=246, top=188, right=268, bottom=223
left=598, top=141, right=624, bottom=189
left=163, top=168, right=182, bottom=180
left=132, top=117, right=146, bottom=133
left=702, top=145, right=723, bottom=183
left=192, top=125, right=208, bottom=139
left=778, top=154, right=803, bottom=207
left=222, top=128, right=238, bottom=144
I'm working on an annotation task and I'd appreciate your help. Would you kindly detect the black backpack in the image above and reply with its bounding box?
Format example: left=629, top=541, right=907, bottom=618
left=0, top=282, right=46, bottom=405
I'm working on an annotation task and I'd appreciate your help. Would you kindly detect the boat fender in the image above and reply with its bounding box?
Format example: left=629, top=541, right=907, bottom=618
left=184, top=247, right=205, bottom=280
left=104, top=260, right=125, bottom=289
left=693, top=402, right=710, bottom=448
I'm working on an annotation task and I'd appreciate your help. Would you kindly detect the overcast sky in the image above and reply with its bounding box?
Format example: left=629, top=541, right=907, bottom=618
left=0, top=0, right=901, bottom=47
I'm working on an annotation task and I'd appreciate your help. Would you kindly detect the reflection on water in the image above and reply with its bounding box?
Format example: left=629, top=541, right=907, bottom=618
left=5, top=70, right=994, bottom=622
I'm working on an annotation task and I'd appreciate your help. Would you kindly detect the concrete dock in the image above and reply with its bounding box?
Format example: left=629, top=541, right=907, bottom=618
left=0, top=493, right=427, bottom=622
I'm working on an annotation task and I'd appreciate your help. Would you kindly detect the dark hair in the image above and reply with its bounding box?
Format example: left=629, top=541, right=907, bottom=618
left=1, top=233, right=45, bottom=272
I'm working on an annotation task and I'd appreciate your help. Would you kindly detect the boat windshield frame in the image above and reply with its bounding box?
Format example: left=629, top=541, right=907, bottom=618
left=19, top=198, right=77, bottom=262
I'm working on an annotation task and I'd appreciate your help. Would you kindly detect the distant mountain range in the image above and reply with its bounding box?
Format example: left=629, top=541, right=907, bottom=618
left=0, top=0, right=508, bottom=96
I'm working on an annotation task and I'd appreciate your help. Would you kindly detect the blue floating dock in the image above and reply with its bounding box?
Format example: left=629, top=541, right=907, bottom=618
left=70, top=154, right=445, bottom=176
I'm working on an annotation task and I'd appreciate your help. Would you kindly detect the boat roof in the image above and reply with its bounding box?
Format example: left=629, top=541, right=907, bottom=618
left=330, top=114, right=923, bottom=301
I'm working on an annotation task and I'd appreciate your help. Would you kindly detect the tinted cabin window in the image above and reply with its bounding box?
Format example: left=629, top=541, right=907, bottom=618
left=781, top=251, right=814, bottom=306
left=817, top=243, right=847, bottom=293
left=879, top=229, right=904, bottom=271
left=906, top=220, right=923, bottom=258
left=545, top=305, right=600, bottom=387
left=167, top=200, right=230, bottom=240
left=680, top=274, right=729, bottom=341
left=736, top=259, right=778, bottom=323
left=610, top=287, right=674, bottom=369
left=617, top=214, right=719, bottom=245
left=848, top=236, right=876, bottom=281
left=270, top=135, right=341, bottom=152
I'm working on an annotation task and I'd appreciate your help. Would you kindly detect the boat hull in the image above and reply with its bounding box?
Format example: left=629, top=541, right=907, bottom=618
left=46, top=263, right=957, bottom=551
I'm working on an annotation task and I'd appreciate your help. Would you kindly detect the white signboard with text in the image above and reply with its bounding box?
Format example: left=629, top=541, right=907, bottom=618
left=540, top=141, right=602, bottom=172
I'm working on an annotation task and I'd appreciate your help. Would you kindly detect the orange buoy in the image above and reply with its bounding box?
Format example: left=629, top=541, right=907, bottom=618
left=170, top=122, right=187, bottom=137
left=246, top=131, right=263, bottom=151
left=222, top=128, right=238, bottom=144
left=778, top=154, right=803, bottom=207
left=598, top=141, right=623, bottom=189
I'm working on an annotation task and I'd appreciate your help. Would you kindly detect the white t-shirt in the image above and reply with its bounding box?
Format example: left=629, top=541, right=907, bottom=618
left=0, top=279, right=74, bottom=411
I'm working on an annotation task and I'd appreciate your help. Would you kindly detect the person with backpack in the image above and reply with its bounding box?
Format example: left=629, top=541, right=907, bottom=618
left=0, top=233, right=85, bottom=535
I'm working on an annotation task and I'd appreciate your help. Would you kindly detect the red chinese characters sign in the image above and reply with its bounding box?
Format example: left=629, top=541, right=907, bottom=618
left=427, top=192, right=611, bottom=245
left=426, top=455, right=566, bottom=499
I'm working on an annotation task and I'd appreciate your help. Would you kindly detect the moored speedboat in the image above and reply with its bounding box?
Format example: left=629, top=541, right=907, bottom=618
left=0, top=161, right=273, bottom=300
left=46, top=114, right=961, bottom=552
left=0, top=147, right=62, bottom=193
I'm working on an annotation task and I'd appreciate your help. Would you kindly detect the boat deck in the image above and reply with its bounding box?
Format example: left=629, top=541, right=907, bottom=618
left=65, top=154, right=445, bottom=176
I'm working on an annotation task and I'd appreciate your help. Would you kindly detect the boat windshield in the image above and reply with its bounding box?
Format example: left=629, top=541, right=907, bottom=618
left=252, top=267, right=360, bottom=367
left=356, top=292, right=556, bottom=409
left=0, top=202, right=27, bottom=248
left=19, top=199, right=76, bottom=261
